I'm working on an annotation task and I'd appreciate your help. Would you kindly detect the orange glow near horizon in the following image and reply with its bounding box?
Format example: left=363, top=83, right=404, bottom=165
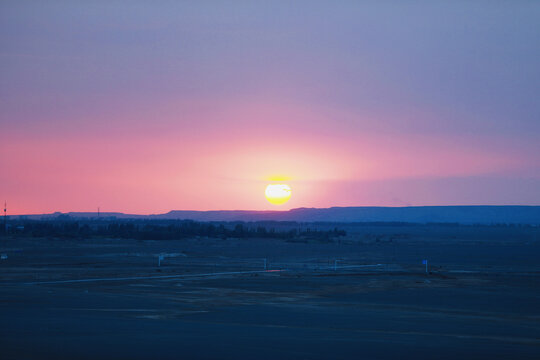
left=1, top=99, right=537, bottom=215
left=1, top=124, right=536, bottom=215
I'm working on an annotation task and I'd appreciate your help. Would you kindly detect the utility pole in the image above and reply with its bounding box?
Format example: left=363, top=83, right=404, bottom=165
left=3, top=201, right=6, bottom=234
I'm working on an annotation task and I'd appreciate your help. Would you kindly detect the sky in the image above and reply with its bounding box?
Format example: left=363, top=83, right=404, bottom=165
left=1, top=1, right=539, bottom=214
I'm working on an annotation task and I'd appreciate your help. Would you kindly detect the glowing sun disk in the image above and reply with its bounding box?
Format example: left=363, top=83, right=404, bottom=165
left=265, top=184, right=292, bottom=205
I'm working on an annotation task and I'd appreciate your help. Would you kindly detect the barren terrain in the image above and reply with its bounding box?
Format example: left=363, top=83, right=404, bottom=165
left=1, top=224, right=539, bottom=359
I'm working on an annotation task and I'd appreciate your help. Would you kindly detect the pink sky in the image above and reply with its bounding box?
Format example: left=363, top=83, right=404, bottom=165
left=2, top=98, right=538, bottom=214
left=1, top=2, right=539, bottom=214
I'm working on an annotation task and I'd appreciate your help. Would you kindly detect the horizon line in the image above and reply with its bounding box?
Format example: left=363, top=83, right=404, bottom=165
left=8, top=204, right=540, bottom=217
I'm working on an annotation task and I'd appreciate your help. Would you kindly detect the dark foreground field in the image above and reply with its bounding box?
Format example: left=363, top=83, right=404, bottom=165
left=1, top=224, right=539, bottom=359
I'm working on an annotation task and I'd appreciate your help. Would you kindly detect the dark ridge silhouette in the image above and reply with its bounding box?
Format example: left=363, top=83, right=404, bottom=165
left=12, top=206, right=540, bottom=224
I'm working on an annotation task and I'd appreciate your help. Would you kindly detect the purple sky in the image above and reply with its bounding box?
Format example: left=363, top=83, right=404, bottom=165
left=1, top=1, right=539, bottom=214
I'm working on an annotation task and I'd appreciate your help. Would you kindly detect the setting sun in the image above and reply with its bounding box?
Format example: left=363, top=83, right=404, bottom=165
left=265, top=184, right=292, bottom=205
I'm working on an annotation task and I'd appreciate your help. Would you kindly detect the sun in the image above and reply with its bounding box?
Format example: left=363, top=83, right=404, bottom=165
left=265, top=184, right=292, bottom=205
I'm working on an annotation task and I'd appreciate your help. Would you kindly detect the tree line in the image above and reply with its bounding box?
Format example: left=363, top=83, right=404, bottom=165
left=4, top=219, right=347, bottom=241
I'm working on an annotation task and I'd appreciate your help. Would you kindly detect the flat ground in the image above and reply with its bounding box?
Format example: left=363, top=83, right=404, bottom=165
left=1, top=224, right=539, bottom=359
